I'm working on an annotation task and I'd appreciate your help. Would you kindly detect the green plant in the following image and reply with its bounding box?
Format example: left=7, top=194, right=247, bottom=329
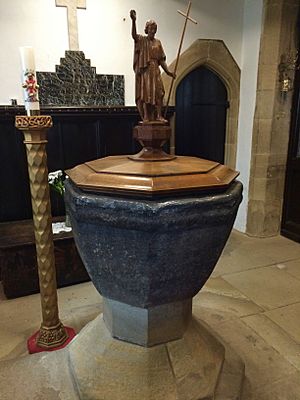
left=48, top=170, right=65, bottom=196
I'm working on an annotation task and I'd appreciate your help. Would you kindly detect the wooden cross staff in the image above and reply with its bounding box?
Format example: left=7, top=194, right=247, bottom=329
left=164, top=1, right=197, bottom=118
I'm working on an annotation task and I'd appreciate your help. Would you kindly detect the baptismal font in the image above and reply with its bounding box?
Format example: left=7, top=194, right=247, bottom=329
left=0, top=5, right=245, bottom=400
left=61, top=8, right=245, bottom=400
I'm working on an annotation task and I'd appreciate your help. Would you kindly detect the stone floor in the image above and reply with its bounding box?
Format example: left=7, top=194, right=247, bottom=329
left=0, top=230, right=300, bottom=399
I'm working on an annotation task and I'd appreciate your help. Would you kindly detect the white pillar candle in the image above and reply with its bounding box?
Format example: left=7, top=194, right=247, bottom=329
left=19, top=46, right=40, bottom=116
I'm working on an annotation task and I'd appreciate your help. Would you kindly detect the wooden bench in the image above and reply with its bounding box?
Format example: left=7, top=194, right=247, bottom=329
left=0, top=219, right=90, bottom=299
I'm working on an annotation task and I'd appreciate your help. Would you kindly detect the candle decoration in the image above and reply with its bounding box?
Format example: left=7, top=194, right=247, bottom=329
left=19, top=46, right=40, bottom=116
left=16, top=47, right=76, bottom=352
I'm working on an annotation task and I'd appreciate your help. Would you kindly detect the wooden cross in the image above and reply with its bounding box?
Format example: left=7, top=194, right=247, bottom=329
left=164, top=1, right=197, bottom=117
left=55, top=0, right=86, bottom=51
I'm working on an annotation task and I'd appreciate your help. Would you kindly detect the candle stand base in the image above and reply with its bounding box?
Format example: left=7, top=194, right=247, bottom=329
left=27, top=326, right=76, bottom=354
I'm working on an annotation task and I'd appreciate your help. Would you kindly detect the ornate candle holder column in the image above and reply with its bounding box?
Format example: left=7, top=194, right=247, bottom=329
left=15, top=115, right=75, bottom=353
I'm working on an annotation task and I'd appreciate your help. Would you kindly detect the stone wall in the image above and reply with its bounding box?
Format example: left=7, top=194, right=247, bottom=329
left=247, top=0, right=299, bottom=236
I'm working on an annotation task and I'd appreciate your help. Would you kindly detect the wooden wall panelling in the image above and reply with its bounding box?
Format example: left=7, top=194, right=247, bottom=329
left=0, top=111, right=32, bottom=222
left=0, top=106, right=145, bottom=222
left=0, top=219, right=90, bottom=299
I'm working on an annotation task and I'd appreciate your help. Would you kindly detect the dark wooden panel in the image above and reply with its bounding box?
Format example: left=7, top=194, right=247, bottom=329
left=0, top=219, right=89, bottom=298
left=100, top=117, right=140, bottom=156
left=285, top=168, right=300, bottom=225
left=0, top=114, right=32, bottom=222
left=0, top=106, right=148, bottom=222
left=58, top=119, right=100, bottom=168
left=281, top=47, right=300, bottom=242
left=175, top=66, right=228, bottom=163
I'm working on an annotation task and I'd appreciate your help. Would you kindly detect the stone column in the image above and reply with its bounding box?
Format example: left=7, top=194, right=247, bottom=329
left=247, top=0, right=299, bottom=236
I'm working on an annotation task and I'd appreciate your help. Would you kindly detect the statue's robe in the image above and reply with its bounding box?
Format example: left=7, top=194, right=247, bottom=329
left=133, top=35, right=166, bottom=106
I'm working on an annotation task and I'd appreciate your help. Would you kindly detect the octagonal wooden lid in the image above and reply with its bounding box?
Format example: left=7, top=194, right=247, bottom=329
left=66, top=155, right=239, bottom=197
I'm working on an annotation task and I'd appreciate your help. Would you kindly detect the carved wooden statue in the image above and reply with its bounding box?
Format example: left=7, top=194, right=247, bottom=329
left=130, top=10, right=175, bottom=123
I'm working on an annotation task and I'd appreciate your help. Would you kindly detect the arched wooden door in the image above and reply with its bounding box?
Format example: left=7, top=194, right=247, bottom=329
left=175, top=66, right=229, bottom=163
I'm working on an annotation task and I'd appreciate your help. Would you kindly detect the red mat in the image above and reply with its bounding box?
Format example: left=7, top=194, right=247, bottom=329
left=27, top=326, right=76, bottom=354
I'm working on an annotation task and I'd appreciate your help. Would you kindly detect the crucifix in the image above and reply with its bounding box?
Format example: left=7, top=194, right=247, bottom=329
left=55, top=0, right=86, bottom=51
left=164, top=1, right=197, bottom=117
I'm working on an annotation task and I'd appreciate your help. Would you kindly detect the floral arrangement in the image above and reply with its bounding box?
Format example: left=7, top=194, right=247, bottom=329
left=48, top=170, right=72, bottom=229
left=48, top=170, right=65, bottom=196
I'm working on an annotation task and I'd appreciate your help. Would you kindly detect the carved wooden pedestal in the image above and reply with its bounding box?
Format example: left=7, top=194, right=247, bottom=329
left=15, top=115, right=75, bottom=352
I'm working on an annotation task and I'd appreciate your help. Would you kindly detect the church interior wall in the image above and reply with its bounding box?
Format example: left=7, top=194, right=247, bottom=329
left=0, top=0, right=245, bottom=106
left=0, top=0, right=265, bottom=233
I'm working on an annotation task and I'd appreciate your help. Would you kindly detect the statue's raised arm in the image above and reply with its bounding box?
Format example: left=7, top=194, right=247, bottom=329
left=130, top=10, right=138, bottom=41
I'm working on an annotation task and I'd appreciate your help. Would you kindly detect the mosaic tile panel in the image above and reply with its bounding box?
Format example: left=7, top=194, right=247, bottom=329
left=37, top=51, right=124, bottom=106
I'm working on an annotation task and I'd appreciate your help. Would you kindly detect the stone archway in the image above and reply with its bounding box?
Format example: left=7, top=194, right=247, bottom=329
left=162, top=39, right=240, bottom=169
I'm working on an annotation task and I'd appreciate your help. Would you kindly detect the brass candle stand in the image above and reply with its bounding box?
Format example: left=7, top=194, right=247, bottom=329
left=15, top=115, right=75, bottom=353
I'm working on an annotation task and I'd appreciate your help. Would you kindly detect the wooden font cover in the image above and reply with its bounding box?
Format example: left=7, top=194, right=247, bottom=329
left=66, top=155, right=239, bottom=197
